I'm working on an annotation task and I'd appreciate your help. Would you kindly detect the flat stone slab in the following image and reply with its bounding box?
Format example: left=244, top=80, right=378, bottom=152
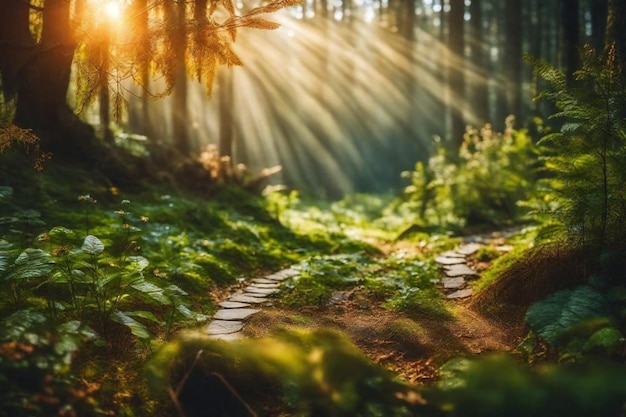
left=447, top=288, right=473, bottom=299
left=219, top=300, right=252, bottom=309
left=444, top=264, right=479, bottom=277
left=435, top=256, right=466, bottom=265
left=252, top=278, right=278, bottom=284
left=457, top=243, right=482, bottom=256
left=440, top=251, right=466, bottom=258
left=248, top=282, right=280, bottom=289
left=208, top=332, right=244, bottom=341
left=245, top=286, right=280, bottom=295
left=266, top=267, right=300, bottom=281
left=206, top=320, right=244, bottom=335
left=228, top=294, right=269, bottom=304
left=442, top=277, right=466, bottom=289
left=243, top=292, right=274, bottom=298
left=214, top=308, right=260, bottom=321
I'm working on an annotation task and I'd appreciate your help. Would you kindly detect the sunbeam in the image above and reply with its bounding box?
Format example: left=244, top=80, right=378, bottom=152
left=131, top=11, right=490, bottom=198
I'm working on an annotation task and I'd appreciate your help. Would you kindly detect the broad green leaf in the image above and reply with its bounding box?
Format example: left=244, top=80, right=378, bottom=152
left=125, top=310, right=162, bottom=324
left=82, top=235, right=104, bottom=255
left=7, top=249, right=54, bottom=281
left=58, top=320, right=99, bottom=341
left=71, top=269, right=88, bottom=282
left=126, top=256, right=149, bottom=272
left=176, top=304, right=195, bottom=319
left=583, top=327, right=623, bottom=352
left=131, top=280, right=170, bottom=304
left=111, top=310, right=151, bottom=339
left=165, top=284, right=188, bottom=296
left=48, top=226, right=76, bottom=243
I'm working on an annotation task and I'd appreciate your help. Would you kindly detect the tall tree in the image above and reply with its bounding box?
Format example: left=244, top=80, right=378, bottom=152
left=560, top=0, right=580, bottom=82
left=503, top=0, right=522, bottom=121
left=0, top=0, right=298, bottom=162
left=468, top=0, right=489, bottom=125
left=590, top=0, right=608, bottom=52
left=1, top=0, right=94, bottom=156
left=448, top=0, right=465, bottom=144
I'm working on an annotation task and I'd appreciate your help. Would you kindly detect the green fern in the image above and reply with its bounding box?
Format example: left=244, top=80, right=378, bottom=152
left=530, top=45, right=626, bottom=250
left=525, top=285, right=609, bottom=346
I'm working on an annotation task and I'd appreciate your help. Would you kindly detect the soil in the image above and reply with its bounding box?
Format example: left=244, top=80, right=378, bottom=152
left=241, top=236, right=528, bottom=386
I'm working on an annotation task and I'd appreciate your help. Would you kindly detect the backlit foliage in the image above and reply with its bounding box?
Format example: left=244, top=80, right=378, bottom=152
left=398, top=119, right=538, bottom=229
left=0, top=124, right=51, bottom=171
left=72, top=0, right=301, bottom=116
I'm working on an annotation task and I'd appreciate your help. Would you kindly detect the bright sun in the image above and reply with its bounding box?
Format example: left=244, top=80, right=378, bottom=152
left=104, top=1, right=121, bottom=20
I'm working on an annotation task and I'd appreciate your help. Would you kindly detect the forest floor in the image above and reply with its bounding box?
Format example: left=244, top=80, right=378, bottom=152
left=215, top=237, right=526, bottom=386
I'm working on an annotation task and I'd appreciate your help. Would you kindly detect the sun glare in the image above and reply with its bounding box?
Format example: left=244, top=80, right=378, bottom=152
left=104, top=1, right=121, bottom=20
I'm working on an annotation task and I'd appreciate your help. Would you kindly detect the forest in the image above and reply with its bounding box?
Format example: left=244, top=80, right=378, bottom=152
left=1, top=0, right=626, bottom=416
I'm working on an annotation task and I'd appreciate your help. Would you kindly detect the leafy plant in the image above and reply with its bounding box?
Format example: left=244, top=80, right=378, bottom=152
left=0, top=243, right=54, bottom=308
left=381, top=256, right=450, bottom=320
left=525, top=285, right=610, bottom=346
left=47, top=234, right=157, bottom=340
left=398, top=119, right=539, bottom=230
left=529, top=45, right=626, bottom=251
left=0, top=310, right=103, bottom=417
left=428, top=355, right=626, bottom=417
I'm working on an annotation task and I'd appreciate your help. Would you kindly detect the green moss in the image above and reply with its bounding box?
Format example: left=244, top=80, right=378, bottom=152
left=474, top=246, right=501, bottom=262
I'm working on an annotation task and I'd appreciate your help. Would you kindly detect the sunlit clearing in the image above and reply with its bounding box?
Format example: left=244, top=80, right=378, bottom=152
left=104, top=1, right=121, bottom=20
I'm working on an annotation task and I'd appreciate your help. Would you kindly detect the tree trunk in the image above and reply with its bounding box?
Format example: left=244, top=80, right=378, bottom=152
left=504, top=0, right=522, bottom=120
left=1, top=0, right=94, bottom=156
left=560, top=0, right=580, bottom=82
left=171, top=0, right=190, bottom=156
left=448, top=0, right=465, bottom=145
left=468, top=0, right=489, bottom=126
left=97, top=28, right=114, bottom=144
left=218, top=69, right=234, bottom=160
left=591, top=0, right=608, bottom=52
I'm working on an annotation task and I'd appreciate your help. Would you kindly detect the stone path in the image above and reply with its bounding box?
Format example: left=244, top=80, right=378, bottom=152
left=205, top=267, right=300, bottom=340
left=434, top=230, right=517, bottom=299
left=435, top=243, right=482, bottom=299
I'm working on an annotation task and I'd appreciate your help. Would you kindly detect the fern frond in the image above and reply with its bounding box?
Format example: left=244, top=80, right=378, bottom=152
left=240, top=17, right=281, bottom=30
left=222, top=0, right=236, bottom=16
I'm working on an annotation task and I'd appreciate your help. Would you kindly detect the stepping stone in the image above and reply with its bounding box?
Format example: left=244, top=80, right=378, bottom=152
left=228, top=294, right=269, bottom=304
left=208, top=332, right=244, bottom=341
left=442, top=277, right=466, bottom=289
left=495, top=245, right=513, bottom=252
left=266, top=267, right=300, bottom=281
left=435, top=256, right=466, bottom=266
left=252, top=278, right=278, bottom=284
left=219, top=301, right=252, bottom=309
left=245, top=286, right=280, bottom=295
left=206, top=320, right=243, bottom=335
left=214, top=308, right=260, bottom=321
left=447, top=288, right=473, bottom=299
left=440, top=251, right=466, bottom=258
left=249, top=282, right=280, bottom=289
left=457, top=243, right=482, bottom=256
left=444, top=264, right=479, bottom=277
left=244, top=292, right=274, bottom=298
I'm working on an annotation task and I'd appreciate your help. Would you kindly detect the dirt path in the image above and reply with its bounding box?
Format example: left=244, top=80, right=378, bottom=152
left=209, top=235, right=525, bottom=384
left=241, top=291, right=522, bottom=384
